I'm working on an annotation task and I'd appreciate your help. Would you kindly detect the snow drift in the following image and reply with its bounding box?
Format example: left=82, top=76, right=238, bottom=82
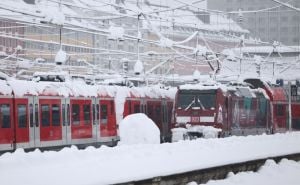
left=118, top=113, right=160, bottom=145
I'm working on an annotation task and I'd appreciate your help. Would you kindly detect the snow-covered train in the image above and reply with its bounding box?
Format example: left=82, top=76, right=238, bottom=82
left=173, top=78, right=300, bottom=138
left=0, top=79, right=175, bottom=153
left=1, top=77, right=300, bottom=153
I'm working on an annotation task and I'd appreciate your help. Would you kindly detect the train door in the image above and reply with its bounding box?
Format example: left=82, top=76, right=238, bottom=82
left=39, top=98, right=63, bottom=147
left=146, top=100, right=162, bottom=131
left=14, top=98, right=30, bottom=148
left=160, top=100, right=173, bottom=142
left=161, top=100, right=168, bottom=141
left=100, top=99, right=117, bottom=137
left=92, top=98, right=100, bottom=140
left=123, top=99, right=141, bottom=117
left=62, top=98, right=71, bottom=145
left=28, top=96, right=39, bottom=148
left=70, top=99, right=93, bottom=140
left=0, top=96, right=14, bottom=151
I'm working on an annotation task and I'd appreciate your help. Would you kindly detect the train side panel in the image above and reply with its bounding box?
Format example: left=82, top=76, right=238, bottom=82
left=0, top=96, right=14, bottom=151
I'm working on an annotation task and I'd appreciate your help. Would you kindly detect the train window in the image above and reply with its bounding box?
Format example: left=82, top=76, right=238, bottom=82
left=30, top=104, right=33, bottom=127
left=148, top=105, right=153, bottom=117
left=156, top=106, right=161, bottom=117
left=276, top=105, right=285, bottom=116
left=134, top=104, right=140, bottom=113
left=62, top=104, right=65, bottom=126
left=41, top=104, right=50, bottom=127
left=52, top=104, right=60, bottom=126
left=35, top=104, right=39, bottom=127
left=72, top=104, right=80, bottom=125
left=83, top=104, right=91, bottom=125
left=18, top=104, right=27, bottom=128
left=96, top=104, right=100, bottom=120
left=93, top=104, right=96, bottom=125
left=101, top=104, right=108, bottom=124
left=1, top=104, right=10, bottom=128
left=128, top=100, right=131, bottom=113
left=162, top=105, right=166, bottom=123
left=67, top=104, right=70, bottom=126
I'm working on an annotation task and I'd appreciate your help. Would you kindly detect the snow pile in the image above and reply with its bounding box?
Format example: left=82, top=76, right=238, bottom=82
left=1, top=133, right=300, bottom=184
left=118, top=113, right=160, bottom=145
left=187, top=126, right=222, bottom=138
left=200, top=159, right=300, bottom=185
left=171, top=127, right=188, bottom=142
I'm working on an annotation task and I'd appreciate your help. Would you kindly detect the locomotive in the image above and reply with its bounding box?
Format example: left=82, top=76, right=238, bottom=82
left=0, top=79, right=175, bottom=153
left=172, top=78, right=300, bottom=138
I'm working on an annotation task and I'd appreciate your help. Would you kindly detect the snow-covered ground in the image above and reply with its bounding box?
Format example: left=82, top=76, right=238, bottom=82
left=189, top=159, right=300, bottom=185
left=1, top=132, right=300, bottom=185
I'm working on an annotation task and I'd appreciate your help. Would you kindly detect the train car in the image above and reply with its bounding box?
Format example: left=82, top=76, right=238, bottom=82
left=244, top=78, right=300, bottom=132
left=173, top=83, right=227, bottom=137
left=123, top=86, right=175, bottom=142
left=0, top=81, right=14, bottom=152
left=172, top=81, right=271, bottom=138
left=0, top=79, right=175, bottom=153
left=227, top=86, right=270, bottom=136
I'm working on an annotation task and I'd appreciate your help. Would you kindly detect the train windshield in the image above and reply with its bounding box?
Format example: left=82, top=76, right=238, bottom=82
left=177, top=90, right=216, bottom=110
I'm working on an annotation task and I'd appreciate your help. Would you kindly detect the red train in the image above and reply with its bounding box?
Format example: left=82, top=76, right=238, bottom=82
left=173, top=78, right=300, bottom=137
left=0, top=80, right=175, bottom=153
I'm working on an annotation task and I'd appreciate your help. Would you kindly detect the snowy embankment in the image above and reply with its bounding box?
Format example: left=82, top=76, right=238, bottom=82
left=1, top=133, right=300, bottom=185
left=190, top=159, right=300, bottom=185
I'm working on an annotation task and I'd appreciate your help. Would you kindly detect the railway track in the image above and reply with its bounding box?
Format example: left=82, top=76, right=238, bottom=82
left=117, top=153, right=300, bottom=185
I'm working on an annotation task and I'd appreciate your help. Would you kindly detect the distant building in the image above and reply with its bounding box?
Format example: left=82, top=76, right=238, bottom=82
left=207, top=0, right=300, bottom=46
left=0, top=19, right=25, bottom=55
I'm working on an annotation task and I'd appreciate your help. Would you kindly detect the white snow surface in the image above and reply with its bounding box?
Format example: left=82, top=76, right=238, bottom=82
left=1, top=133, right=300, bottom=185
left=199, top=159, right=300, bottom=185
left=55, top=48, right=67, bottom=64
left=118, top=113, right=160, bottom=145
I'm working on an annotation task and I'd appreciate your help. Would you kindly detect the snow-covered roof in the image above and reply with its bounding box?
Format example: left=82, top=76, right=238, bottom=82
left=2, top=79, right=176, bottom=99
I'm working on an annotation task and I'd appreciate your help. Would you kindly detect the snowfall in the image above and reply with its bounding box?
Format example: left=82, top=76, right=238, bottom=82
left=1, top=114, right=300, bottom=185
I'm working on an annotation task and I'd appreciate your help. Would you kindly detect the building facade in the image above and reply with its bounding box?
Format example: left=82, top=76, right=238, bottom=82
left=207, top=0, right=300, bottom=46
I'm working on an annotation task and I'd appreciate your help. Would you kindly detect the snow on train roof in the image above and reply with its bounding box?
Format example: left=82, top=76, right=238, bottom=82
left=179, top=82, right=227, bottom=91
left=3, top=79, right=176, bottom=99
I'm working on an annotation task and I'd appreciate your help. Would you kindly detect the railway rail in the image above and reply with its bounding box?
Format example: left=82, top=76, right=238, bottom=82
left=118, top=153, right=300, bottom=185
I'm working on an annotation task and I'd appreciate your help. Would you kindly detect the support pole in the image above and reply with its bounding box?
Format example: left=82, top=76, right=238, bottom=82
left=288, top=81, right=292, bottom=131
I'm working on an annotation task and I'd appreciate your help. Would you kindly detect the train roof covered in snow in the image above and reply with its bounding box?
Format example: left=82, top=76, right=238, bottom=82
left=0, top=79, right=176, bottom=99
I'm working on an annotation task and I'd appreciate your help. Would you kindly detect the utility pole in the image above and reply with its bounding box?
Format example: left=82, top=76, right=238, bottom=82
left=288, top=81, right=292, bottom=131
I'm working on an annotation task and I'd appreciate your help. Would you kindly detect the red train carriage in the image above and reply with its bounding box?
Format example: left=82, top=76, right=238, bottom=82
left=173, top=85, right=225, bottom=129
left=226, top=87, right=270, bottom=136
left=0, top=79, right=175, bottom=153
left=244, top=78, right=300, bottom=132
left=173, top=82, right=271, bottom=137
left=123, top=87, right=174, bottom=142
left=0, top=81, right=14, bottom=151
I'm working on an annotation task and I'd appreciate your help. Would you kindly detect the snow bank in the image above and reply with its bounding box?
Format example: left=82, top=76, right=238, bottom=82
left=200, top=159, right=300, bottom=185
left=118, top=113, right=160, bottom=145
left=1, top=133, right=300, bottom=185
left=187, top=126, right=222, bottom=139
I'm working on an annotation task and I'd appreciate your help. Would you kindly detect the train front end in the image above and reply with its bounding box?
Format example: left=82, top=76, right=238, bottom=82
left=173, top=84, right=226, bottom=139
